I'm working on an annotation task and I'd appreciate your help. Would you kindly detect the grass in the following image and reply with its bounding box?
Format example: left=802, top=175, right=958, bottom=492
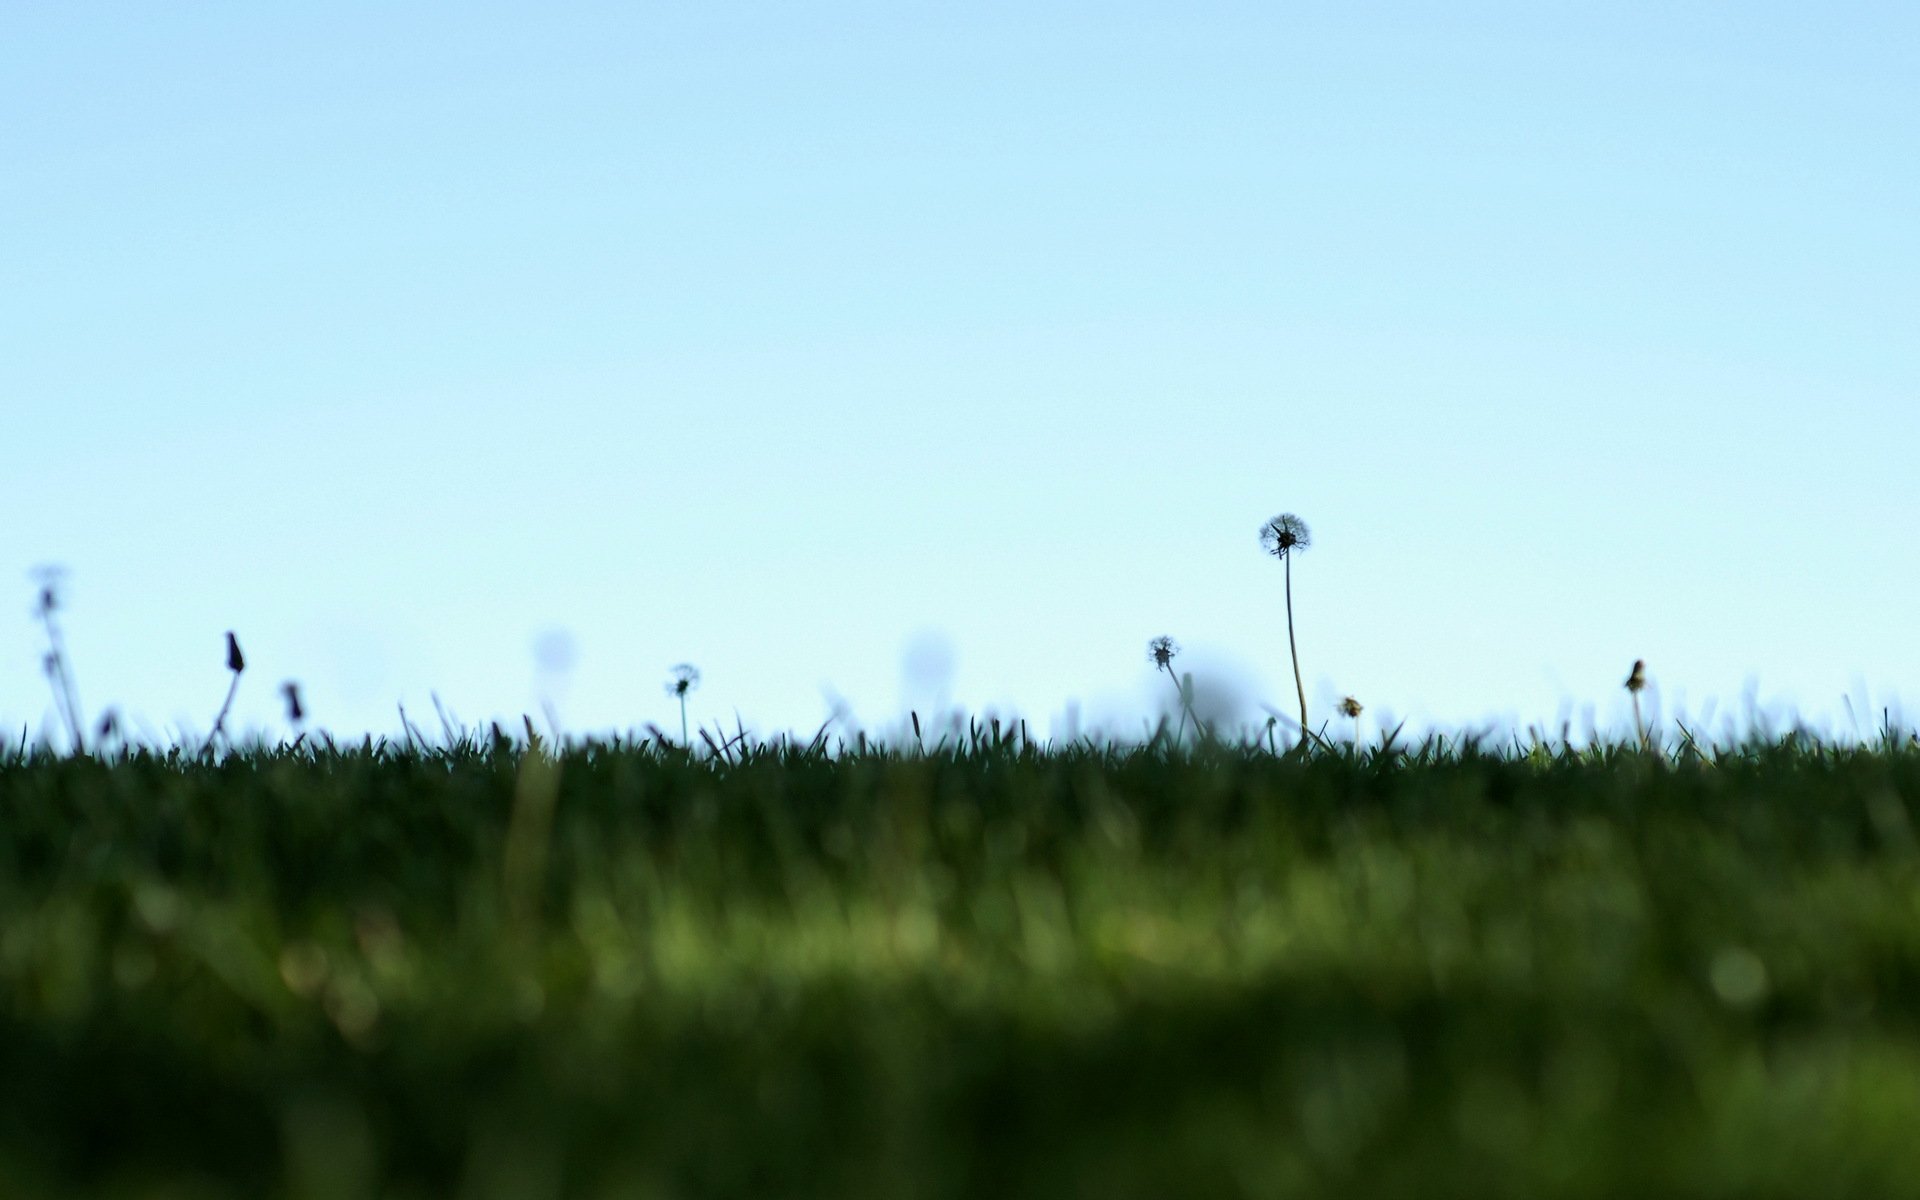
left=3, top=733, right=1920, bottom=1198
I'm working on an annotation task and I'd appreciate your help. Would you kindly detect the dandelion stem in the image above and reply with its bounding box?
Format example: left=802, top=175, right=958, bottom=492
left=1284, top=552, right=1307, bottom=742
left=38, top=609, right=84, bottom=754
left=210, top=674, right=241, bottom=746
left=1161, top=668, right=1189, bottom=743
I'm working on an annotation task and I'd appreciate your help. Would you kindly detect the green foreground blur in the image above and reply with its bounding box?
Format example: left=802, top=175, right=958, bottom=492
left=3, top=736, right=1919, bottom=1198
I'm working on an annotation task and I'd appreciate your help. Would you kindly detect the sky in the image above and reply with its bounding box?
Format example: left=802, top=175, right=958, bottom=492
left=5, top=2, right=1917, bottom=749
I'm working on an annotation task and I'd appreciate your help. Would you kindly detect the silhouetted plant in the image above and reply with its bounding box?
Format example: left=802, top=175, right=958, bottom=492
left=282, top=682, right=306, bottom=746
left=666, top=663, right=701, bottom=745
left=1625, top=659, right=1649, bottom=752
left=1147, top=636, right=1195, bottom=742
left=1260, top=513, right=1313, bottom=744
left=209, top=632, right=245, bottom=746
left=29, top=566, right=84, bottom=752
left=93, top=709, right=120, bottom=754
left=1339, top=694, right=1363, bottom=749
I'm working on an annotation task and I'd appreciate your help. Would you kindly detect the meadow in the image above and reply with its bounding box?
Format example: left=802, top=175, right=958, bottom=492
left=4, top=731, right=1920, bottom=1199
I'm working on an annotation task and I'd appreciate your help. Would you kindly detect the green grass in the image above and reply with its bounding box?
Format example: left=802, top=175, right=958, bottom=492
left=4, top=735, right=1920, bottom=1198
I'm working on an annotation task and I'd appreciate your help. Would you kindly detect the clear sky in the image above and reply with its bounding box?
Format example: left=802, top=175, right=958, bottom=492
left=5, top=2, right=1916, bottom=748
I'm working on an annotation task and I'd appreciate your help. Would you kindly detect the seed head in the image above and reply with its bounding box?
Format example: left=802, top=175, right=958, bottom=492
left=1339, top=695, right=1363, bottom=719
left=1147, top=636, right=1179, bottom=670
left=1259, top=513, right=1312, bottom=559
left=1624, top=659, right=1646, bottom=693
left=665, top=663, right=701, bottom=698
left=29, top=565, right=66, bottom=615
left=226, top=632, right=246, bottom=674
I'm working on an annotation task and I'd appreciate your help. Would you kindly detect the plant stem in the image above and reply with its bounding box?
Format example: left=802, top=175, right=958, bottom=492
left=679, top=693, right=689, bottom=747
left=210, top=673, right=241, bottom=748
left=1162, top=668, right=1189, bottom=743
left=1631, top=693, right=1648, bottom=753
left=37, top=609, right=84, bottom=754
left=1284, top=553, right=1307, bottom=744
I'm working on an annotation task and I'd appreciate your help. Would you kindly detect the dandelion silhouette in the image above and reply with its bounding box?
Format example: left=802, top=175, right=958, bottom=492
left=1625, top=659, right=1649, bottom=752
left=665, top=664, right=701, bottom=746
left=1147, top=636, right=1192, bottom=741
left=1260, top=513, right=1313, bottom=744
left=1339, top=695, right=1363, bottom=750
left=209, top=632, right=246, bottom=747
left=30, top=566, right=84, bottom=752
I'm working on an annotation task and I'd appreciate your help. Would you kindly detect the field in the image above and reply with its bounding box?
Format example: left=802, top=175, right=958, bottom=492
left=4, top=734, right=1920, bottom=1198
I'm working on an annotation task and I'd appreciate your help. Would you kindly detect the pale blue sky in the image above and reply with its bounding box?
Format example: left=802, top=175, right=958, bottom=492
left=5, top=2, right=1916, bottom=746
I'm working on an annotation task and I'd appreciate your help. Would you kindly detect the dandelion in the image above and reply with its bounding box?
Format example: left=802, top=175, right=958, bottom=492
left=1625, top=659, right=1649, bottom=752
left=1260, top=512, right=1313, bottom=743
left=209, top=632, right=246, bottom=747
left=1339, top=695, right=1363, bottom=751
left=1147, top=636, right=1193, bottom=741
left=29, top=565, right=84, bottom=753
left=665, top=663, right=700, bottom=746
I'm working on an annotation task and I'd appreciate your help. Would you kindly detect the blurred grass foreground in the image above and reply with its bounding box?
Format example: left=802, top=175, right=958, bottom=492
left=5, top=736, right=1920, bottom=1198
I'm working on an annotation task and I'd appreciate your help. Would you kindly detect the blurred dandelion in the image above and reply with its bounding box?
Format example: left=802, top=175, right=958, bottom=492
left=532, top=630, right=578, bottom=743
left=29, top=565, right=84, bottom=752
left=1260, top=512, right=1313, bottom=743
left=31, top=565, right=63, bottom=618
left=665, top=664, right=700, bottom=745
left=283, top=682, right=306, bottom=743
left=1339, top=695, right=1364, bottom=750
left=1625, top=659, right=1649, bottom=752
